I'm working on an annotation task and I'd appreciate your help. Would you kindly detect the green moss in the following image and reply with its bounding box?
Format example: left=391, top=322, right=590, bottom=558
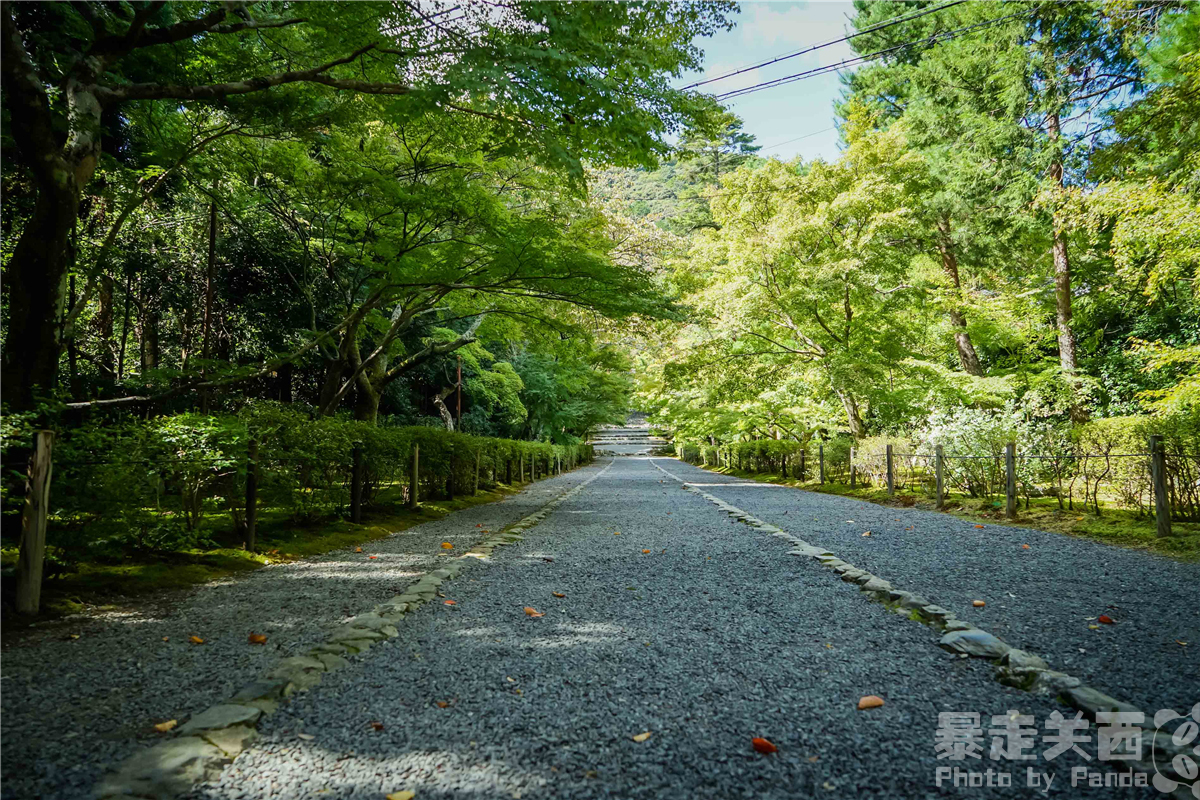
left=5, top=483, right=527, bottom=625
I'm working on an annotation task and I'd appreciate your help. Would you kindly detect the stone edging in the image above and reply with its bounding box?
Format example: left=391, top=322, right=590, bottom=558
left=95, top=459, right=615, bottom=800
left=650, top=459, right=1195, bottom=798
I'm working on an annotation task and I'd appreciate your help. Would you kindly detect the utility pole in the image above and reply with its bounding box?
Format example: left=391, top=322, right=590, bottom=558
left=456, top=354, right=462, bottom=428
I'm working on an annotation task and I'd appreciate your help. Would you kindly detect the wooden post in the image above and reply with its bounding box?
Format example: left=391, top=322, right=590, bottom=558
left=819, top=442, right=825, bottom=484
left=886, top=444, right=895, bottom=498
left=474, top=449, right=482, bottom=495
left=781, top=453, right=787, bottom=479
left=799, top=449, right=806, bottom=482
left=506, top=458, right=513, bottom=485
left=1005, top=442, right=1017, bottom=520
left=519, top=453, right=525, bottom=483
left=350, top=441, right=364, bottom=523
left=408, top=443, right=419, bottom=509
left=16, top=431, right=54, bottom=615
left=849, top=447, right=857, bottom=488
left=935, top=445, right=945, bottom=510
left=245, top=438, right=259, bottom=552
left=1149, top=435, right=1172, bottom=538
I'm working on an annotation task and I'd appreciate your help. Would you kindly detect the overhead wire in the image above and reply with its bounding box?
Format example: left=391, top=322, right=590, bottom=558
left=683, top=0, right=969, bottom=90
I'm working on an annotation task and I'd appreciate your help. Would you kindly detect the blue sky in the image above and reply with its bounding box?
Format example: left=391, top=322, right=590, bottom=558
left=681, top=1, right=861, bottom=163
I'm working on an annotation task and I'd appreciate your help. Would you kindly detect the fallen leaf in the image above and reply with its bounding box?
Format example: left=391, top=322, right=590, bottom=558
left=435, top=701, right=450, bottom=708
left=823, top=781, right=836, bottom=791
left=443, top=600, right=457, bottom=606
left=1176, top=640, right=1188, bottom=647
left=386, top=792, right=416, bottom=800
left=858, top=695, right=885, bottom=710
left=808, top=755, right=820, bottom=763
left=189, top=635, right=205, bottom=645
left=861, top=531, right=871, bottom=537
left=154, top=719, right=178, bottom=733
left=162, top=636, right=169, bottom=642
left=631, top=731, right=652, bottom=743
left=661, top=549, right=666, bottom=554
left=476, top=523, right=482, bottom=528
left=1088, top=625, right=1100, bottom=630
left=68, top=633, right=80, bottom=639
left=1022, top=544, right=1030, bottom=549
left=613, top=532, right=621, bottom=536
left=1098, top=614, right=1114, bottom=624
left=507, top=676, right=515, bottom=682
left=297, top=733, right=315, bottom=740
left=370, top=721, right=385, bottom=731
left=973, top=525, right=985, bottom=529
left=552, top=592, right=565, bottom=598
left=441, top=542, right=454, bottom=549
left=523, top=607, right=544, bottom=618
left=355, top=547, right=363, bottom=553
left=751, top=737, right=777, bottom=754
left=248, top=633, right=268, bottom=645
left=642, top=549, right=651, bottom=554
left=542, top=557, right=554, bottom=563
left=972, top=600, right=986, bottom=608
left=368, top=555, right=379, bottom=560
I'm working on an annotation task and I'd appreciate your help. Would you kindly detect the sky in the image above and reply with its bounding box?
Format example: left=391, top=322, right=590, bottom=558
left=680, top=1, right=861, bottom=163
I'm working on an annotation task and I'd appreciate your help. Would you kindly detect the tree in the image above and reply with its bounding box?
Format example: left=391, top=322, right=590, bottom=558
left=1, top=0, right=735, bottom=410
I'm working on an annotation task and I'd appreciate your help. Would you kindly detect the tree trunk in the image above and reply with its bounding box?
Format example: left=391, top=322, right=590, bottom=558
left=95, top=273, right=116, bottom=381
left=139, top=297, right=160, bottom=372
left=936, top=217, right=983, bottom=376
left=433, top=387, right=456, bottom=430
left=835, top=389, right=865, bottom=439
left=353, top=382, right=381, bottom=424
left=1046, top=111, right=1087, bottom=422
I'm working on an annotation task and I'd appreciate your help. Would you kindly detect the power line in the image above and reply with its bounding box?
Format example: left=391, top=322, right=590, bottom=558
left=759, top=126, right=837, bottom=152
left=684, top=0, right=968, bottom=91
left=715, top=10, right=1033, bottom=102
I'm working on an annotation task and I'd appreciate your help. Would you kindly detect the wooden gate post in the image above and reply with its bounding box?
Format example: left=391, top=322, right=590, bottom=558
left=351, top=441, right=364, bottom=523
left=935, top=445, right=945, bottom=510
left=886, top=444, right=895, bottom=498
left=1005, top=442, right=1017, bottom=520
left=408, top=443, right=419, bottom=509
left=849, top=447, right=857, bottom=488
left=819, top=442, right=825, bottom=484
left=1149, top=435, right=1172, bottom=538
left=245, top=438, right=259, bottom=551
left=16, top=430, right=54, bottom=616
left=519, top=453, right=525, bottom=483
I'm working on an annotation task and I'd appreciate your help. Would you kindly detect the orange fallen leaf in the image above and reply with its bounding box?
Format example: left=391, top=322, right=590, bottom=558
left=523, top=607, right=544, bottom=618
left=751, top=737, right=777, bottom=754
left=972, top=600, right=986, bottom=607
left=355, top=547, right=363, bottom=553
left=162, top=636, right=169, bottom=642
left=642, top=549, right=651, bottom=554
left=973, top=525, right=985, bottom=529
left=370, top=721, right=385, bottom=731
left=189, top=635, right=205, bottom=645
left=808, top=755, right=819, bottom=763
left=435, top=701, right=450, bottom=709
left=476, top=523, right=482, bottom=527
left=858, top=695, right=885, bottom=710
left=248, top=633, right=268, bottom=645
left=154, top=719, right=178, bottom=733
left=1098, top=614, right=1114, bottom=624
left=443, top=600, right=457, bottom=606
left=631, top=731, right=652, bottom=743
left=1022, top=544, right=1030, bottom=549
left=613, top=532, right=621, bottom=536
left=368, top=555, right=379, bottom=560
left=552, top=592, right=565, bottom=598
left=441, top=542, right=454, bottom=549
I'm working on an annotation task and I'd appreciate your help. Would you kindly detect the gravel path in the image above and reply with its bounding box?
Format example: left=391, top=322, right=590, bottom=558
left=658, top=459, right=1199, bottom=715
left=190, top=457, right=1137, bottom=799
left=0, top=469, right=593, bottom=800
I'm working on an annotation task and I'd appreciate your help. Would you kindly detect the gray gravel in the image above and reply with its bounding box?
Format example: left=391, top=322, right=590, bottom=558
left=190, top=457, right=1138, bottom=799
left=0, top=470, right=592, bottom=800
left=659, top=459, right=1200, bottom=715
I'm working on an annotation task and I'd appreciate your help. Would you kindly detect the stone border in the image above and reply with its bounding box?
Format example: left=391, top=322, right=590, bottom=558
left=95, top=459, right=615, bottom=800
left=650, top=459, right=1195, bottom=798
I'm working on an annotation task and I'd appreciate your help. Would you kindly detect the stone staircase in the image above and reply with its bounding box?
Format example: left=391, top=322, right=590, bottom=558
left=589, top=413, right=669, bottom=456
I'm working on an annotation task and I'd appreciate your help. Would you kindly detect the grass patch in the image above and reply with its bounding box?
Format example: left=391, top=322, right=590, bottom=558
left=693, top=464, right=1199, bottom=560
left=2, top=481, right=529, bottom=626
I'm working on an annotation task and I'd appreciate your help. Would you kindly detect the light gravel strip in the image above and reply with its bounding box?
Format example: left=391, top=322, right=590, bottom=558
left=650, top=458, right=1198, bottom=797
left=89, top=459, right=615, bottom=799
left=0, top=462, right=606, bottom=800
